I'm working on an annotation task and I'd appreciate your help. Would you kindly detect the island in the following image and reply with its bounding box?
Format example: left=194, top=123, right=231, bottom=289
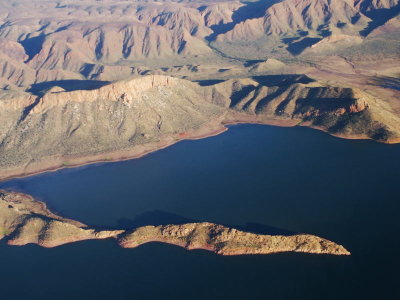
left=0, top=190, right=350, bottom=256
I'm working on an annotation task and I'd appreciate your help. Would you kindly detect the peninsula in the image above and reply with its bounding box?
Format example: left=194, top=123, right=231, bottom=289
left=0, top=190, right=350, bottom=256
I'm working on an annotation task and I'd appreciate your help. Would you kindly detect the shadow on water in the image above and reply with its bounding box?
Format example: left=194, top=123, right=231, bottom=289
left=27, top=79, right=111, bottom=96
left=116, top=210, right=295, bottom=236
left=239, top=222, right=295, bottom=236
left=116, top=210, right=197, bottom=229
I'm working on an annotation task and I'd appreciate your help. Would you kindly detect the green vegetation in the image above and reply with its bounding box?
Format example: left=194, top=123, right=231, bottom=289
left=0, top=226, right=10, bottom=236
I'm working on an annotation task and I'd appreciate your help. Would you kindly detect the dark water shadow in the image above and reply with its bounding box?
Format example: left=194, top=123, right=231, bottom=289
left=238, top=222, right=295, bottom=236
left=116, top=210, right=295, bottom=236
left=27, top=79, right=111, bottom=96
left=116, top=210, right=197, bottom=229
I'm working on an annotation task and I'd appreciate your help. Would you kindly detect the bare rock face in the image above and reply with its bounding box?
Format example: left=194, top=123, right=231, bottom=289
left=0, top=190, right=350, bottom=256
left=0, top=74, right=399, bottom=181
left=0, top=190, right=123, bottom=247
left=0, top=0, right=399, bottom=87
left=119, top=223, right=350, bottom=256
left=0, top=75, right=225, bottom=178
left=208, top=77, right=399, bottom=142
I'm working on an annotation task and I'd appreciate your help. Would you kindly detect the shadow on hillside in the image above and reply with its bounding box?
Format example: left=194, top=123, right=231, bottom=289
left=251, top=74, right=315, bottom=86
left=204, top=0, right=282, bottom=41
left=115, top=210, right=295, bottom=236
left=20, top=35, right=47, bottom=62
left=27, top=79, right=111, bottom=96
left=286, top=37, right=322, bottom=55
left=367, top=76, right=400, bottom=91
left=195, top=79, right=226, bottom=86
left=360, top=5, right=400, bottom=37
left=197, top=75, right=315, bottom=87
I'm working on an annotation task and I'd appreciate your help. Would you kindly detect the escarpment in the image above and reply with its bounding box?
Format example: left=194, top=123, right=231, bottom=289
left=0, top=74, right=399, bottom=180
left=0, top=75, right=225, bottom=178
left=0, top=190, right=350, bottom=256
left=208, top=77, right=399, bottom=142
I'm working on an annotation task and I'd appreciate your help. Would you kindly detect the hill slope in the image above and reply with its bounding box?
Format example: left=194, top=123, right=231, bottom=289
left=1, top=74, right=399, bottom=180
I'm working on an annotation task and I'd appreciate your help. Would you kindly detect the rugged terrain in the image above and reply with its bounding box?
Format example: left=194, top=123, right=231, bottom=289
left=0, top=74, right=399, bottom=180
left=0, top=190, right=350, bottom=255
left=0, top=0, right=399, bottom=179
left=0, top=0, right=398, bottom=85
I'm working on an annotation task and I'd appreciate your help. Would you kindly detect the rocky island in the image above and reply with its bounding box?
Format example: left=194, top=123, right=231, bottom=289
left=0, top=190, right=349, bottom=256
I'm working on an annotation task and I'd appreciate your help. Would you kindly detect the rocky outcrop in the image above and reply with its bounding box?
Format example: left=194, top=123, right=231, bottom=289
left=119, top=222, right=350, bottom=256
left=0, top=75, right=225, bottom=178
left=0, top=74, right=399, bottom=181
left=0, top=0, right=399, bottom=87
left=207, top=77, right=399, bottom=142
left=0, top=190, right=123, bottom=247
left=0, top=190, right=350, bottom=255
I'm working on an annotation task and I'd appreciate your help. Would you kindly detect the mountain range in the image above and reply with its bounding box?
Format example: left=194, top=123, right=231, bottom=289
left=0, top=0, right=399, bottom=179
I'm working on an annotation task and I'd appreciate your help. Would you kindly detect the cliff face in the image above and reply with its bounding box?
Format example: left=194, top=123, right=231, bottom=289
left=208, top=77, right=399, bottom=141
left=0, top=190, right=350, bottom=256
left=0, top=75, right=225, bottom=175
left=0, top=74, right=399, bottom=180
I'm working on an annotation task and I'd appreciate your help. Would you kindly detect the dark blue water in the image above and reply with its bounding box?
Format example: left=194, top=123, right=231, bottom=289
left=1, top=124, right=400, bottom=299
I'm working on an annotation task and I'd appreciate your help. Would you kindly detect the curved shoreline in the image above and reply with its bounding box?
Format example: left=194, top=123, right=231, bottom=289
left=0, top=190, right=350, bottom=256
left=0, top=113, right=398, bottom=182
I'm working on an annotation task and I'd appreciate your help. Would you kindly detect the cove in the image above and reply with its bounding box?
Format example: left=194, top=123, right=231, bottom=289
left=1, top=124, right=400, bottom=299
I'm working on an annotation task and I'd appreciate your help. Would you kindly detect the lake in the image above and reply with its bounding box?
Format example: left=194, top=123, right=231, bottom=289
left=1, top=124, right=399, bottom=299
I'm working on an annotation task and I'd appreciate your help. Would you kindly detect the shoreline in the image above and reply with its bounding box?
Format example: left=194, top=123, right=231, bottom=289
left=0, top=116, right=228, bottom=182
left=1, top=113, right=399, bottom=182
left=0, top=190, right=350, bottom=255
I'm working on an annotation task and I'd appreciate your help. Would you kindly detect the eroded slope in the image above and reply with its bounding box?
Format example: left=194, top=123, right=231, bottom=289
left=0, top=190, right=350, bottom=256
left=1, top=74, right=399, bottom=180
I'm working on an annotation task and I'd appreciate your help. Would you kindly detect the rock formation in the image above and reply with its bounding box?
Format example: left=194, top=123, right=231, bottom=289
left=0, top=190, right=350, bottom=256
left=0, top=0, right=398, bottom=180
left=0, top=74, right=399, bottom=181
left=0, top=0, right=399, bottom=86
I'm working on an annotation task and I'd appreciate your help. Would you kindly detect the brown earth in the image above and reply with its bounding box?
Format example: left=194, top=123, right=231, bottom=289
left=1, top=74, right=399, bottom=181
left=0, top=190, right=350, bottom=256
left=0, top=0, right=399, bottom=180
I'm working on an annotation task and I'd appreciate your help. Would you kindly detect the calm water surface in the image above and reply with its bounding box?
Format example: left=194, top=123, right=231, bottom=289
left=1, top=124, right=399, bottom=299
